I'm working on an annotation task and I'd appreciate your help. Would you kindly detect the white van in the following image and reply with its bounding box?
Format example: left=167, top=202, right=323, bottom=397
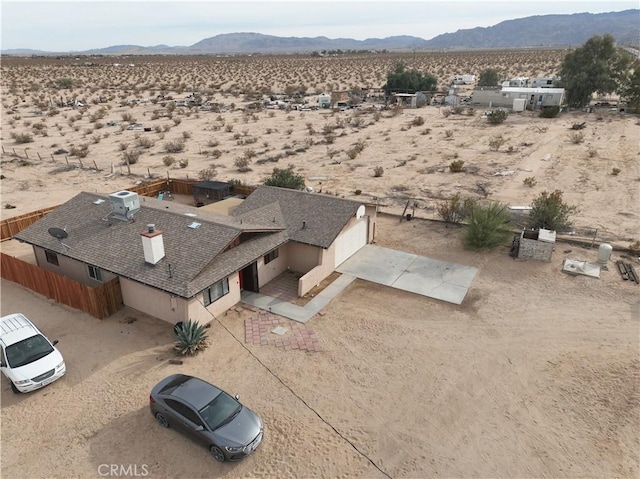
left=0, top=313, right=66, bottom=393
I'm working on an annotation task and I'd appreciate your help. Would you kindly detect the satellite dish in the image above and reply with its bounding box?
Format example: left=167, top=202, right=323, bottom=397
left=48, top=227, right=68, bottom=239
left=356, top=205, right=365, bottom=219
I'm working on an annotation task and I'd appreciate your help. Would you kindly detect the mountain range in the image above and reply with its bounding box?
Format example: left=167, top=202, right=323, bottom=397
left=3, top=9, right=638, bottom=55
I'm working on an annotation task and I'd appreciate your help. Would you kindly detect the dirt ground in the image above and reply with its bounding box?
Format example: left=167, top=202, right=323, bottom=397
left=1, top=53, right=639, bottom=478
left=1, top=213, right=638, bottom=479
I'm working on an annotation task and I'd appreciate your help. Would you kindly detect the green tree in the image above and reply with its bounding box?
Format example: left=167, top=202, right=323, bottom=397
left=619, top=60, right=640, bottom=113
left=263, top=166, right=305, bottom=190
left=560, top=34, right=631, bottom=108
left=530, top=190, right=577, bottom=231
left=384, top=63, right=437, bottom=94
left=477, top=68, right=500, bottom=87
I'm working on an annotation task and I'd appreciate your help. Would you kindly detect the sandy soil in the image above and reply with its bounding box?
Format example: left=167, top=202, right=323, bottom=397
left=1, top=53, right=639, bottom=478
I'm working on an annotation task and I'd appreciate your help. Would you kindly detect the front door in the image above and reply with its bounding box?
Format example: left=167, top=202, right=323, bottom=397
left=241, top=262, right=259, bottom=292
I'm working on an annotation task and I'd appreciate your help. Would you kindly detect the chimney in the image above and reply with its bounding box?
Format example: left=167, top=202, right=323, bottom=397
left=140, top=224, right=165, bottom=265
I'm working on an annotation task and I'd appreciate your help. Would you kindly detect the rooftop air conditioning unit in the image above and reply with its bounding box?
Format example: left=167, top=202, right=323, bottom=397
left=109, top=190, right=141, bottom=221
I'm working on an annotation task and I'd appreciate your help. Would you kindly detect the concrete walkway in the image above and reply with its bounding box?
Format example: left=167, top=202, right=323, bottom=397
left=241, top=273, right=356, bottom=323
left=241, top=244, right=478, bottom=323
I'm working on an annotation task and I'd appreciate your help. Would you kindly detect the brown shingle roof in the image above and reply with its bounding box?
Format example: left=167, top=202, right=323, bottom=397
left=14, top=192, right=285, bottom=298
left=231, top=186, right=363, bottom=248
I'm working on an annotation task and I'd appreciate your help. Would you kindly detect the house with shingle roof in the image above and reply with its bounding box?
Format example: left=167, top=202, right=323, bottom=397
left=14, top=186, right=375, bottom=325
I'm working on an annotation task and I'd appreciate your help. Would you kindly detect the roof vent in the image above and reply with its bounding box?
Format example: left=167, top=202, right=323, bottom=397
left=109, top=190, right=140, bottom=221
left=187, top=222, right=202, bottom=229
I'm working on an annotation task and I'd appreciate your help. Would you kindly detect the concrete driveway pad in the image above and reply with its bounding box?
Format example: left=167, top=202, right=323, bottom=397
left=337, top=245, right=478, bottom=305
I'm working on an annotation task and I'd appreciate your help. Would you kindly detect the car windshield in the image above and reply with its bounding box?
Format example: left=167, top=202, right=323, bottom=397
left=199, top=391, right=241, bottom=431
left=5, top=335, right=54, bottom=368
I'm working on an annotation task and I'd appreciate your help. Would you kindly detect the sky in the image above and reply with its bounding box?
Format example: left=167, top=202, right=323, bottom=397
left=1, top=0, right=637, bottom=52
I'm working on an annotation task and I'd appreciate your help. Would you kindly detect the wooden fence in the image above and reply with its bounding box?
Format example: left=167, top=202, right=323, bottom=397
left=1, top=206, right=59, bottom=242
left=0, top=253, right=124, bottom=319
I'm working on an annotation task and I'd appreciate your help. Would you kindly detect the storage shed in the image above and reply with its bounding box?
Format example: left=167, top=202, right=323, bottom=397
left=192, top=181, right=232, bottom=207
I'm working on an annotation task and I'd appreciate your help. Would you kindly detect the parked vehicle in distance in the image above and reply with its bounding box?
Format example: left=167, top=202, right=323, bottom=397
left=0, top=313, right=66, bottom=393
left=150, top=374, right=264, bottom=462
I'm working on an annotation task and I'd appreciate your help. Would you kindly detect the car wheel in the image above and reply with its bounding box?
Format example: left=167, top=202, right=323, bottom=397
left=155, top=413, right=169, bottom=428
left=10, top=382, right=20, bottom=394
left=209, top=445, right=225, bottom=462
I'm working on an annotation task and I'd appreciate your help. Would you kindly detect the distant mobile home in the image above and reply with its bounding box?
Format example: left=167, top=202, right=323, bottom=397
left=471, top=87, right=565, bottom=110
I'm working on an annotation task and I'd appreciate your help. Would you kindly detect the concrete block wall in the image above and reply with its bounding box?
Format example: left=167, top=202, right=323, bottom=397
left=518, top=237, right=554, bottom=262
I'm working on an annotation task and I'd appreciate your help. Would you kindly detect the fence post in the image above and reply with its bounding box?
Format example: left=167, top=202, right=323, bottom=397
left=24, top=149, right=29, bottom=159
left=37, top=152, right=42, bottom=161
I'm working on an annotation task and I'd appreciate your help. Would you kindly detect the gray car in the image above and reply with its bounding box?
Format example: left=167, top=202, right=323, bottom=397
left=149, top=374, right=263, bottom=462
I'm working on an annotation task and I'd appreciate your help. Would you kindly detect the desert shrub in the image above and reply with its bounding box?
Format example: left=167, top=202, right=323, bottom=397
left=530, top=190, right=577, bottom=230
left=449, top=160, right=465, bottom=173
left=629, top=241, right=640, bottom=255
left=207, top=139, right=219, bottom=147
left=568, top=132, right=584, bottom=144
left=354, top=189, right=362, bottom=195
left=523, top=176, right=537, bottom=187
left=136, top=136, right=155, bottom=149
left=198, top=167, right=217, bottom=180
left=10, top=132, right=34, bottom=144
left=464, top=202, right=511, bottom=250
left=173, top=118, right=182, bottom=126
left=486, top=109, right=508, bottom=124
left=225, top=124, right=234, bottom=132
left=163, top=140, right=185, bottom=153
left=540, top=106, right=560, bottom=118
left=437, top=194, right=475, bottom=225
left=234, top=157, right=251, bottom=172
left=122, top=149, right=141, bottom=165
left=174, top=319, right=208, bottom=356
left=121, top=112, right=136, bottom=123
left=373, top=166, right=384, bottom=177
left=611, top=167, right=621, bottom=176
left=444, top=129, right=453, bottom=138
left=162, top=155, right=175, bottom=167
left=55, top=78, right=73, bottom=89
left=179, top=159, right=189, bottom=168
left=488, top=135, right=505, bottom=151
left=263, top=166, right=305, bottom=190
left=182, top=131, right=191, bottom=139
left=69, top=143, right=90, bottom=158
left=411, top=116, right=425, bottom=126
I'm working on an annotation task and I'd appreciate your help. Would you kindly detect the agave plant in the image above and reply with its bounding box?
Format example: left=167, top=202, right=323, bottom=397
left=174, top=319, right=209, bottom=356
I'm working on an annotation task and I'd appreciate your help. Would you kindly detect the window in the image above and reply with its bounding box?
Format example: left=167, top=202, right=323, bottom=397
left=88, top=265, right=103, bottom=282
left=203, top=278, right=229, bottom=306
left=165, top=399, right=204, bottom=427
left=264, top=248, right=279, bottom=264
left=45, top=250, right=59, bottom=266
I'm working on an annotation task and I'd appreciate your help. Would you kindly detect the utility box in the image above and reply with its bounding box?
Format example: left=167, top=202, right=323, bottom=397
left=518, top=228, right=556, bottom=262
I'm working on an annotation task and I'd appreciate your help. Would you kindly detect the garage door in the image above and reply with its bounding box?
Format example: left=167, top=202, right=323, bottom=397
left=334, top=219, right=367, bottom=267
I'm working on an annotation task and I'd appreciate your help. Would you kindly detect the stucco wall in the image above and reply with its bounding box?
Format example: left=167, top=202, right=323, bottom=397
left=33, top=246, right=117, bottom=286
left=256, top=245, right=288, bottom=288
left=120, top=277, right=188, bottom=324
left=298, top=244, right=335, bottom=297
left=187, top=272, right=242, bottom=325
left=287, top=242, right=324, bottom=274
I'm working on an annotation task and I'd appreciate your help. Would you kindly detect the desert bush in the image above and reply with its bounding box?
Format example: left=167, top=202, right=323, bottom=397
left=568, top=132, right=584, bottom=144
left=530, top=190, right=577, bottom=231
left=162, top=155, right=175, bottom=167
left=486, top=109, right=508, bottom=124
left=263, top=166, right=305, bottom=190
left=69, top=143, right=89, bottom=158
left=207, top=139, right=219, bottom=147
left=611, top=167, right=621, bottom=175
left=449, top=160, right=465, bottom=173
left=174, top=319, right=208, bottom=356
left=373, top=166, right=384, bottom=177
left=540, top=106, right=560, bottom=118
left=629, top=241, right=640, bottom=255
left=437, top=194, right=475, bottom=225
left=122, top=149, right=141, bottom=165
left=523, top=176, right=537, bottom=187
left=444, top=129, right=453, bottom=138
left=488, top=135, right=506, bottom=151
left=234, top=157, right=251, bottom=172
left=198, top=167, right=217, bottom=180
left=173, top=118, right=182, bottom=126
left=136, top=136, right=155, bottom=149
left=179, top=159, right=189, bottom=168
left=464, top=202, right=511, bottom=249
left=411, top=116, right=425, bottom=126
left=10, top=132, right=34, bottom=144
left=225, top=124, right=234, bottom=132
left=354, top=189, right=362, bottom=195
left=121, top=112, right=136, bottom=123
left=55, top=78, right=73, bottom=89
left=182, top=131, right=191, bottom=139
left=163, top=140, right=185, bottom=153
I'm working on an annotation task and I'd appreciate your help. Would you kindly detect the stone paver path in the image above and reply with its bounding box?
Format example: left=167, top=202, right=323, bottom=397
left=244, top=311, right=321, bottom=351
